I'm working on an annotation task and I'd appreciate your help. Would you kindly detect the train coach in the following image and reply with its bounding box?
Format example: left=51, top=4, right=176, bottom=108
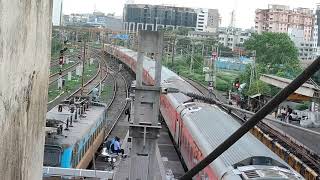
left=44, top=99, right=107, bottom=169
left=104, top=44, right=304, bottom=179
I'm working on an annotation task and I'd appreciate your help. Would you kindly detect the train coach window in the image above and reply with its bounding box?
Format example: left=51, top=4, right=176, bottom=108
left=251, top=157, right=272, bottom=165
left=43, top=146, right=62, bottom=167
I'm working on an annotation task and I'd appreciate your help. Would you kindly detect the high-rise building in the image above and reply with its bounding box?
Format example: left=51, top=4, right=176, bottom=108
left=52, top=0, right=63, bottom=26
left=196, top=8, right=219, bottom=32
left=255, top=4, right=314, bottom=41
left=288, top=28, right=315, bottom=60
left=123, top=4, right=219, bottom=33
left=313, top=4, right=320, bottom=59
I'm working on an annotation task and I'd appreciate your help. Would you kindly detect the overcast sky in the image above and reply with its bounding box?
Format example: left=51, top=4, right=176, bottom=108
left=63, top=0, right=318, bottom=29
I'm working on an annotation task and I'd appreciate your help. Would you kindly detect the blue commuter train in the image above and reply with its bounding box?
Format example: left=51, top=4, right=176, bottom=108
left=44, top=99, right=107, bottom=169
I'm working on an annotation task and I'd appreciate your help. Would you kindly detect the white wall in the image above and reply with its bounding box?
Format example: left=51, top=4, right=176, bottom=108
left=0, top=0, right=52, bottom=179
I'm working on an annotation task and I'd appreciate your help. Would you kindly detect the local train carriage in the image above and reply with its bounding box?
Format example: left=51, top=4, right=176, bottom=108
left=44, top=101, right=107, bottom=169
left=179, top=102, right=302, bottom=179
left=104, top=44, right=304, bottom=179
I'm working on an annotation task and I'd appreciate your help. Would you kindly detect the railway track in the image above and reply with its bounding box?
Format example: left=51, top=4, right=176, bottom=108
left=183, top=77, right=320, bottom=179
left=47, top=49, right=108, bottom=110
left=70, top=50, right=109, bottom=97
left=49, top=60, right=80, bottom=84
left=50, top=52, right=78, bottom=67
left=103, top=53, right=132, bottom=143
left=89, top=53, right=133, bottom=172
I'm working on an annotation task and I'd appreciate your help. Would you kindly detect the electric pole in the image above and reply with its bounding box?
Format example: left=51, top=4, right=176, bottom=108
left=190, top=43, right=194, bottom=73
left=202, top=44, right=204, bottom=57
left=214, top=46, right=219, bottom=88
left=249, top=50, right=256, bottom=91
left=171, top=34, right=176, bottom=68
left=81, top=40, right=86, bottom=96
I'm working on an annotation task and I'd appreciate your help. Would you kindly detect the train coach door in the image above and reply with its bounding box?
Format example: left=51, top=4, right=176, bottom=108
left=175, top=119, right=180, bottom=146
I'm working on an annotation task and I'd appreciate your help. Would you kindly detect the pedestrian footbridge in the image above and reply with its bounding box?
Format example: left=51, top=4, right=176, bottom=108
left=260, top=74, right=320, bottom=100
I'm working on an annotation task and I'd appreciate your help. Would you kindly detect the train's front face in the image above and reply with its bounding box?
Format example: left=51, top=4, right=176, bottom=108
left=222, top=165, right=304, bottom=180
left=221, top=156, right=304, bottom=180
left=43, top=145, right=63, bottom=167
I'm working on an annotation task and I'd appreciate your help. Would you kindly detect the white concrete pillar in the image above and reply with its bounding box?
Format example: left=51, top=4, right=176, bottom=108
left=68, top=71, right=72, bottom=81
left=129, top=22, right=135, bottom=33
left=0, top=0, right=52, bottom=179
left=76, top=65, right=82, bottom=76
left=123, top=22, right=129, bottom=34
left=156, top=24, right=164, bottom=31
left=65, top=57, right=69, bottom=64
left=80, top=64, right=83, bottom=75
left=58, top=77, right=63, bottom=90
left=137, top=23, right=144, bottom=32
left=90, top=58, right=94, bottom=65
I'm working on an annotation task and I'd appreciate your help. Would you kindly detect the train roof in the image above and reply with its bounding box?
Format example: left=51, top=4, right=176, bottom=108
left=115, top=46, right=182, bottom=82
left=114, top=46, right=197, bottom=107
left=45, top=103, right=106, bottom=147
left=109, top=45, right=303, bottom=179
left=180, top=103, right=293, bottom=178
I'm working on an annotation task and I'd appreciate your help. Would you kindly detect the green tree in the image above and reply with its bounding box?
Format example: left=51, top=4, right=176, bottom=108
left=244, top=32, right=299, bottom=65
left=218, top=44, right=233, bottom=57
left=51, top=30, right=62, bottom=58
left=176, top=36, right=191, bottom=50
left=238, top=32, right=302, bottom=96
left=246, top=80, right=271, bottom=96
left=174, top=27, right=191, bottom=36
left=203, top=38, right=217, bottom=48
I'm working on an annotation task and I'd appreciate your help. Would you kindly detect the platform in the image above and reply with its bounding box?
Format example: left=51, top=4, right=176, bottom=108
left=91, top=114, right=185, bottom=179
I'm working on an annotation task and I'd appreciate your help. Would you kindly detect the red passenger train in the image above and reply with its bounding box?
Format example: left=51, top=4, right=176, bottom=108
left=104, top=45, right=304, bottom=180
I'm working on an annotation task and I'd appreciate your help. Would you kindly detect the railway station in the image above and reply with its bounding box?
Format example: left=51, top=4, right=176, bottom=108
left=1, top=1, right=320, bottom=180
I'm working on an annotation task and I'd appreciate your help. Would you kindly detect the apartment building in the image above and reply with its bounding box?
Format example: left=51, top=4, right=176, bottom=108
left=255, top=4, right=314, bottom=41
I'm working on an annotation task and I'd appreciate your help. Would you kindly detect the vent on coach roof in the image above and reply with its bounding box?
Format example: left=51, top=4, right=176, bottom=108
left=183, top=102, right=196, bottom=108
left=240, top=168, right=303, bottom=180
left=242, top=170, right=260, bottom=179
left=188, top=106, right=201, bottom=113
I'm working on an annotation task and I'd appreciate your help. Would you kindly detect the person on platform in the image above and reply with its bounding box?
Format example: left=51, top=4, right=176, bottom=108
left=125, top=108, right=130, bottom=122
left=111, top=137, right=125, bottom=156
